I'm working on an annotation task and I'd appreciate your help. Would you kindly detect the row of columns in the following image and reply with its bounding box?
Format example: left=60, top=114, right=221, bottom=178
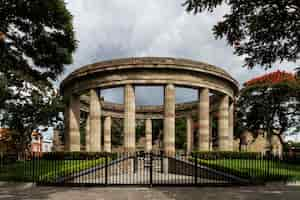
left=65, top=84, right=234, bottom=153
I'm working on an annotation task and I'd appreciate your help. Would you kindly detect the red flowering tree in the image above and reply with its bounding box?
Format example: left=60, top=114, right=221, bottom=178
left=236, top=71, right=300, bottom=140
left=244, top=70, right=296, bottom=86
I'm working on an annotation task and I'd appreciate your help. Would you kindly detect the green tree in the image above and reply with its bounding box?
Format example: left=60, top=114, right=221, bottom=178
left=175, top=118, right=186, bottom=150
left=111, top=118, right=123, bottom=146
left=0, top=0, right=76, bottom=152
left=183, top=0, right=300, bottom=68
left=236, top=80, right=300, bottom=140
left=0, top=0, right=76, bottom=81
left=0, top=87, right=64, bottom=153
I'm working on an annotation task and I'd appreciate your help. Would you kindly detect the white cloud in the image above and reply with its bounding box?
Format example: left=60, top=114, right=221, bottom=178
left=60, top=0, right=298, bottom=102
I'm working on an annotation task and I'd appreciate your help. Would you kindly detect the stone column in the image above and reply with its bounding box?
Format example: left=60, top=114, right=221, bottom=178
left=89, top=89, right=102, bottom=152
left=85, top=115, right=90, bottom=152
left=68, top=94, right=81, bottom=151
left=163, top=83, right=175, bottom=156
left=124, top=84, right=136, bottom=151
left=186, top=116, right=193, bottom=154
left=218, top=95, right=229, bottom=151
left=197, top=88, right=210, bottom=151
left=64, top=106, right=70, bottom=151
left=104, top=116, right=112, bottom=152
left=209, top=114, right=213, bottom=151
left=145, top=118, right=152, bottom=152
left=228, top=101, right=234, bottom=151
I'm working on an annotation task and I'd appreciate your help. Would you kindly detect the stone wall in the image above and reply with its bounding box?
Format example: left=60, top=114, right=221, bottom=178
left=234, top=130, right=283, bottom=156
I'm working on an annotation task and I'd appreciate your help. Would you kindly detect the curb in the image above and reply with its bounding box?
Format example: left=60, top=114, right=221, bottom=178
left=0, top=181, right=36, bottom=189
left=0, top=181, right=299, bottom=188
left=286, top=181, right=300, bottom=186
left=266, top=181, right=300, bottom=187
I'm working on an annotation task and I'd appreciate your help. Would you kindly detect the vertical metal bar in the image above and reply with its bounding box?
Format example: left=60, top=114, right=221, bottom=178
left=20, top=152, right=23, bottom=182
left=263, top=153, right=266, bottom=182
left=105, top=153, right=108, bottom=185
left=72, top=152, right=75, bottom=185
left=86, top=152, right=89, bottom=185
left=267, top=154, right=270, bottom=180
left=54, top=152, right=57, bottom=185
left=93, top=152, right=96, bottom=185
left=38, top=152, right=40, bottom=183
left=76, top=153, right=78, bottom=185
left=39, top=152, right=41, bottom=184
left=115, top=152, right=118, bottom=185
left=150, top=152, right=153, bottom=186
left=33, top=152, right=35, bottom=183
left=22, top=152, right=25, bottom=182
left=271, top=154, right=274, bottom=180
left=194, top=153, right=197, bottom=185
left=34, top=152, right=37, bottom=184
left=118, top=152, right=120, bottom=185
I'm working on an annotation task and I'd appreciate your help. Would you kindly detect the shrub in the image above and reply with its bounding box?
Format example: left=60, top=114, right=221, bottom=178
left=191, top=151, right=261, bottom=159
left=41, top=152, right=118, bottom=160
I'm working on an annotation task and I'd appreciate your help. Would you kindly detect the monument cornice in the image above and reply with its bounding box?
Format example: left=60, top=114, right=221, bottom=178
left=60, top=57, right=239, bottom=97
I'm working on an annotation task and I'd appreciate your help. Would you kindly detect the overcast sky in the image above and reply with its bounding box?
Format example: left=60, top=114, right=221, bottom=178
left=40, top=0, right=300, bottom=141
left=60, top=0, right=299, bottom=105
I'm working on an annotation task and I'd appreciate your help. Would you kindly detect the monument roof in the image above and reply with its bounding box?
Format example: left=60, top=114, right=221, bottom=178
left=61, top=57, right=239, bottom=91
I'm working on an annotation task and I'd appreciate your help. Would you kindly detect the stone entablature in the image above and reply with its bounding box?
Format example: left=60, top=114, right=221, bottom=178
left=61, top=57, right=239, bottom=99
left=80, top=98, right=221, bottom=119
left=60, top=57, right=239, bottom=154
left=61, top=57, right=238, bottom=90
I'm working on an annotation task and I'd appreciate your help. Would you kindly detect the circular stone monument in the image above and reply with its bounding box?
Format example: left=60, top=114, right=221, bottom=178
left=60, top=57, right=239, bottom=154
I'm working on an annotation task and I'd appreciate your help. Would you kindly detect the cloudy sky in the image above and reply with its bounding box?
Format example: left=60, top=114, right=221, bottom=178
left=59, top=0, right=298, bottom=105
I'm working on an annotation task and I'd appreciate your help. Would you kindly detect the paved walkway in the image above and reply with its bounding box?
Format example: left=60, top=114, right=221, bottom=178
left=69, top=156, right=231, bottom=185
left=72, top=171, right=227, bottom=184
left=0, top=184, right=300, bottom=200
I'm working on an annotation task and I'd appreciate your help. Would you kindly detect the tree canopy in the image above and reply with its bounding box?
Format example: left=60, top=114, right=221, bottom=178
left=0, top=0, right=76, bottom=151
left=236, top=71, right=300, bottom=139
left=0, top=0, right=76, bottom=82
left=183, top=0, right=300, bottom=69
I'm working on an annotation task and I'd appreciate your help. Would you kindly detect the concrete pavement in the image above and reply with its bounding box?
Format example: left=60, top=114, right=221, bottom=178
left=0, top=184, right=300, bottom=200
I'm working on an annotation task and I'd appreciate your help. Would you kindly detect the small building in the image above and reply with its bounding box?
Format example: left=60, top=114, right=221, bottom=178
left=42, top=139, right=53, bottom=152
left=31, top=131, right=43, bottom=155
left=31, top=131, right=53, bottom=154
left=0, top=128, right=15, bottom=153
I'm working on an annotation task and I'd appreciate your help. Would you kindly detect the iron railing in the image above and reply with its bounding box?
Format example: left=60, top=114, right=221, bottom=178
left=0, top=151, right=299, bottom=186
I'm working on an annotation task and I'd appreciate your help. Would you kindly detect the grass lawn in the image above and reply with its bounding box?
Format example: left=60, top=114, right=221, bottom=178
left=0, top=158, right=106, bottom=182
left=197, top=159, right=300, bottom=182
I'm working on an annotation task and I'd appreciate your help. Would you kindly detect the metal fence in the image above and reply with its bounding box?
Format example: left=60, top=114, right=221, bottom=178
left=0, top=151, right=299, bottom=186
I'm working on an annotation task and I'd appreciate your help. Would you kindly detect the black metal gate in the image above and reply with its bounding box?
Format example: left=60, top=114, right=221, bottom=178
left=33, top=151, right=251, bottom=186
left=1, top=151, right=298, bottom=186
left=0, top=152, right=300, bottom=186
